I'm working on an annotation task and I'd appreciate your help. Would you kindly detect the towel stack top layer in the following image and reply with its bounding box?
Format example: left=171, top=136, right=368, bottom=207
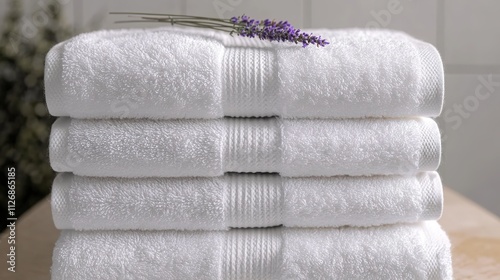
left=45, top=27, right=444, bottom=119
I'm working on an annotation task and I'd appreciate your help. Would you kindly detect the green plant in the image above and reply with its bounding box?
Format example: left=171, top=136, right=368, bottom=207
left=0, top=0, right=72, bottom=231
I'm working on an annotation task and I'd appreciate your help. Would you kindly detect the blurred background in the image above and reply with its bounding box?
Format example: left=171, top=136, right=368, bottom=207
left=0, top=0, right=499, bottom=231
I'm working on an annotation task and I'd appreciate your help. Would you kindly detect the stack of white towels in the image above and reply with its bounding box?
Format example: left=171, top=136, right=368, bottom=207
left=45, top=27, right=452, bottom=279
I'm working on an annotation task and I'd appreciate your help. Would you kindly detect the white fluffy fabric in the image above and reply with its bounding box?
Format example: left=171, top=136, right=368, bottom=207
left=51, top=172, right=443, bottom=230
left=49, top=117, right=441, bottom=177
left=51, top=222, right=452, bottom=280
left=44, top=27, right=443, bottom=119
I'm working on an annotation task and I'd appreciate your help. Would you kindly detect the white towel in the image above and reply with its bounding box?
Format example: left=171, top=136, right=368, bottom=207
left=51, top=222, right=452, bottom=280
left=49, top=117, right=441, bottom=177
left=51, top=172, right=443, bottom=230
left=45, top=27, right=444, bottom=119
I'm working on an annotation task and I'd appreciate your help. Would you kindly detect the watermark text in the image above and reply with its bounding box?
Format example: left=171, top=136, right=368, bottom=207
left=6, top=167, right=16, bottom=273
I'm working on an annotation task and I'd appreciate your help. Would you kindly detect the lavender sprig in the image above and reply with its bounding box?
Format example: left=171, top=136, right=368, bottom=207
left=111, top=12, right=329, bottom=47
left=229, top=15, right=329, bottom=47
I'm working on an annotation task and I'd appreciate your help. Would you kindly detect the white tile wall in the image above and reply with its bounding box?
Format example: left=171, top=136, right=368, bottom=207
left=444, top=0, right=500, bottom=65
left=311, top=0, right=437, bottom=44
left=78, top=0, right=184, bottom=31
left=185, top=0, right=304, bottom=26
left=1, top=0, right=499, bottom=215
left=439, top=74, right=500, bottom=213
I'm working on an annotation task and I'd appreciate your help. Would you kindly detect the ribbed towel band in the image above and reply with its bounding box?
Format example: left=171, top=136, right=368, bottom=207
left=222, top=48, right=278, bottom=116
left=223, top=228, right=282, bottom=280
left=225, top=118, right=281, bottom=173
left=226, top=174, right=283, bottom=228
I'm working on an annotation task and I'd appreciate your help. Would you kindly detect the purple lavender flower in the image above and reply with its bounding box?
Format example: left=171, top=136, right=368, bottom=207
left=111, top=12, right=330, bottom=47
left=228, top=15, right=329, bottom=47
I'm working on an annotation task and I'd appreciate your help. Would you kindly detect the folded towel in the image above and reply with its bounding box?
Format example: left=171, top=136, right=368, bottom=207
left=49, top=117, right=441, bottom=177
left=51, top=172, right=443, bottom=230
left=51, top=222, right=452, bottom=280
left=45, top=27, right=444, bottom=119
